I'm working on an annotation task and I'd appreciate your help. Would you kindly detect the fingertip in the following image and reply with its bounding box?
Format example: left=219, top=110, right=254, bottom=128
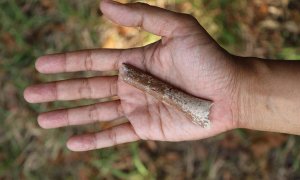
left=67, top=135, right=96, bottom=152
left=23, top=83, right=56, bottom=103
left=100, top=0, right=122, bottom=17
left=37, top=114, right=50, bottom=129
left=66, top=138, right=77, bottom=151
left=35, top=54, right=65, bottom=73
left=23, top=87, right=35, bottom=103
left=66, top=137, right=89, bottom=152
left=35, top=55, right=55, bottom=73
left=37, top=110, right=68, bottom=129
left=35, top=56, right=45, bottom=73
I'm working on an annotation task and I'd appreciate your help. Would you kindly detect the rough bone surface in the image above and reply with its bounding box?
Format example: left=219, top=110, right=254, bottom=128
left=119, top=63, right=212, bottom=128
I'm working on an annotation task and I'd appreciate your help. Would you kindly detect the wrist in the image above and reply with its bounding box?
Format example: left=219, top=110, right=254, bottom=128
left=234, top=57, right=269, bottom=130
left=235, top=57, right=300, bottom=134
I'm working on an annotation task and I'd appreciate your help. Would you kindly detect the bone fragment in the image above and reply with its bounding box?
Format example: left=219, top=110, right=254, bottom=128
left=119, top=63, right=212, bottom=128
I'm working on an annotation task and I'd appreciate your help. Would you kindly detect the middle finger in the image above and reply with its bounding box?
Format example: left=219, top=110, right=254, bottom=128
left=38, top=100, right=124, bottom=129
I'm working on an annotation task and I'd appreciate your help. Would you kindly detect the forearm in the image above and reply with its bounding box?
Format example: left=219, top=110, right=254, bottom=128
left=238, top=57, right=300, bottom=134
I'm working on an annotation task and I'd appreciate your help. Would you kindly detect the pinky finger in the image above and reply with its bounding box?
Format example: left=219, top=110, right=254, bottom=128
left=66, top=123, right=140, bottom=151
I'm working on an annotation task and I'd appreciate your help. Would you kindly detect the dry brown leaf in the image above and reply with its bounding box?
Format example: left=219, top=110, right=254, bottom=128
left=251, top=133, right=288, bottom=157
left=102, top=35, right=116, bottom=48
left=220, top=132, right=241, bottom=149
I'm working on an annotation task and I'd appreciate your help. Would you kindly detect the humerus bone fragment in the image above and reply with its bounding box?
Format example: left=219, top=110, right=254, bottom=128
left=119, top=63, right=212, bottom=128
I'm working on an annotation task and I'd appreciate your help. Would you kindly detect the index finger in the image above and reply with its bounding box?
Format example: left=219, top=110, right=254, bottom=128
left=35, top=48, right=143, bottom=74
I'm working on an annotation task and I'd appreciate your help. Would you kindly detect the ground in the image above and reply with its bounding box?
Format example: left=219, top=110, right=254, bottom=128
left=0, top=0, right=300, bottom=179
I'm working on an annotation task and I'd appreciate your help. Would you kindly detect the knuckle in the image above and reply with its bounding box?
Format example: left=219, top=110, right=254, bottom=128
left=64, top=53, right=69, bottom=71
left=65, top=109, right=70, bottom=126
left=88, top=104, right=99, bottom=121
left=114, top=51, right=123, bottom=70
left=180, top=13, right=198, bottom=25
left=116, top=102, right=124, bottom=116
left=134, top=128, right=149, bottom=140
left=168, top=13, right=199, bottom=36
left=53, top=81, right=59, bottom=100
left=91, top=134, right=97, bottom=149
left=109, top=77, right=118, bottom=96
left=79, top=78, right=92, bottom=98
left=108, top=129, right=118, bottom=146
left=84, top=51, right=93, bottom=71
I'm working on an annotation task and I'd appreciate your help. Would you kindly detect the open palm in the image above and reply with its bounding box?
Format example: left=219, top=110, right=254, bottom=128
left=24, top=0, right=240, bottom=151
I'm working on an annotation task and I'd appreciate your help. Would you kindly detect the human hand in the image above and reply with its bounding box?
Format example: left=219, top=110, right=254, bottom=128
left=24, top=0, right=242, bottom=151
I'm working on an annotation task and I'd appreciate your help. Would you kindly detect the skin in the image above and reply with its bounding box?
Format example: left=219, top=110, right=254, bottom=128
left=24, top=0, right=300, bottom=151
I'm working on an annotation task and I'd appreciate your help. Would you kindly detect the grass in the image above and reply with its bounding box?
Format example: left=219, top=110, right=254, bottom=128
left=0, top=0, right=299, bottom=179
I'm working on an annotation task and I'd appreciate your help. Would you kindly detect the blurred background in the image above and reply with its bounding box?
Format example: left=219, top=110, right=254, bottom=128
left=0, top=0, right=300, bottom=179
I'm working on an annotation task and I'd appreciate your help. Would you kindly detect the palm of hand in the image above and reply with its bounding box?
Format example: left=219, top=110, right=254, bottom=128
left=118, top=28, right=238, bottom=141
left=24, top=1, right=240, bottom=151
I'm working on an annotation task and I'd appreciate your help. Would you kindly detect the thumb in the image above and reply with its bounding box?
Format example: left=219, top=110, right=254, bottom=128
left=99, top=0, right=198, bottom=37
